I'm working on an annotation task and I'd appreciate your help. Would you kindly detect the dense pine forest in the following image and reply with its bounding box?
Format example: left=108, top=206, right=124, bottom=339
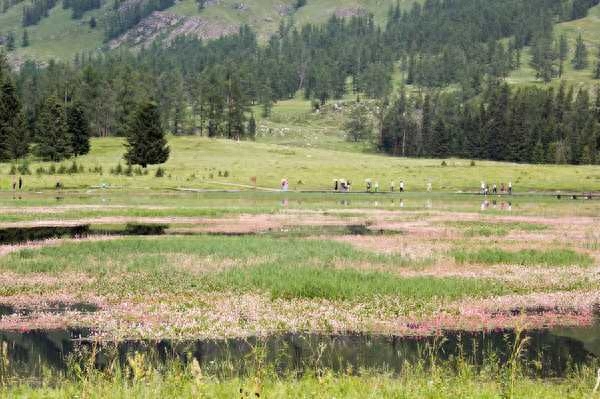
left=1, top=0, right=600, bottom=164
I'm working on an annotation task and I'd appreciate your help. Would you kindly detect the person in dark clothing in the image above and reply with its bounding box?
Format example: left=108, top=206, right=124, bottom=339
left=18, top=176, right=22, bottom=190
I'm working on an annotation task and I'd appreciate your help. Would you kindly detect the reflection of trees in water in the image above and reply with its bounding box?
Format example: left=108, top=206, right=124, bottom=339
left=0, top=329, right=595, bottom=380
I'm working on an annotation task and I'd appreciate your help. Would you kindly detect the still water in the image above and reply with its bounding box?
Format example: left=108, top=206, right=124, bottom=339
left=0, top=326, right=598, bottom=380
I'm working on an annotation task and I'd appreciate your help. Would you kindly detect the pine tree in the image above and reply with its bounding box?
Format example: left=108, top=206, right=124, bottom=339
left=532, top=141, right=546, bottom=164
left=21, top=29, right=29, bottom=47
left=247, top=113, right=256, bottom=139
left=594, top=46, right=600, bottom=79
left=0, top=74, right=29, bottom=160
left=572, top=33, right=588, bottom=70
left=124, top=101, right=169, bottom=168
left=420, top=94, right=433, bottom=156
left=431, top=118, right=450, bottom=158
left=559, top=34, right=569, bottom=63
left=6, top=32, right=15, bottom=51
left=35, top=96, right=71, bottom=161
left=67, top=101, right=90, bottom=156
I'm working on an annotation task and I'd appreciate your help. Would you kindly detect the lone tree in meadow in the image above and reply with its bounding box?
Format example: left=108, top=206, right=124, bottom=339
left=67, top=101, right=91, bottom=156
left=35, top=96, right=71, bottom=161
left=124, top=101, right=169, bottom=168
left=344, top=103, right=373, bottom=142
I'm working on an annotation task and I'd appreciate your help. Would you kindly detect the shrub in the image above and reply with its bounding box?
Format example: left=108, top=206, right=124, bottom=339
left=17, top=161, right=32, bottom=175
left=68, top=161, right=79, bottom=174
left=155, top=167, right=165, bottom=177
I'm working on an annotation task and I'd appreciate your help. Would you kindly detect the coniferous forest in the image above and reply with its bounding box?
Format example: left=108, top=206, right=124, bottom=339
left=1, top=0, right=600, bottom=164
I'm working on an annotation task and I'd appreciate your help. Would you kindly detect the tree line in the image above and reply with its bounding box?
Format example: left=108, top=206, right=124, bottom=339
left=1, top=53, right=170, bottom=167
left=379, top=82, right=600, bottom=164
left=1, top=0, right=600, bottom=165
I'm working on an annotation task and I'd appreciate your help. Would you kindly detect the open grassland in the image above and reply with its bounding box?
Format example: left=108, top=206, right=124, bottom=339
left=0, top=186, right=599, bottom=395
left=0, top=199, right=599, bottom=339
left=5, top=136, right=600, bottom=192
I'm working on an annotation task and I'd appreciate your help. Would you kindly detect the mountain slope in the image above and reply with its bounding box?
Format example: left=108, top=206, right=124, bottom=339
left=0, top=0, right=407, bottom=65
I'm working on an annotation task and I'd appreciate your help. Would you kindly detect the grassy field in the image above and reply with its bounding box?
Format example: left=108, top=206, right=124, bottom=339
left=4, top=135, right=600, bottom=192
left=0, top=174, right=599, bottom=396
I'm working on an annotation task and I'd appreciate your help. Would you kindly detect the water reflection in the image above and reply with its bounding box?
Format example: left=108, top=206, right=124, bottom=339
left=0, top=326, right=597, bottom=381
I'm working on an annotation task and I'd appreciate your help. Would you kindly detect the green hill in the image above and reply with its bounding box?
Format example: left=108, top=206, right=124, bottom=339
left=506, top=3, right=600, bottom=90
left=0, top=0, right=409, bottom=65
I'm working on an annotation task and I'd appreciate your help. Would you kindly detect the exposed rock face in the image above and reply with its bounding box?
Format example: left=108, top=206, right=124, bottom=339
left=109, top=11, right=239, bottom=50
left=168, top=15, right=239, bottom=42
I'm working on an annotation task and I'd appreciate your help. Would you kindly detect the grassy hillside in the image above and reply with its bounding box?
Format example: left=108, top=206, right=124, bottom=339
left=0, top=0, right=408, bottom=64
left=507, top=3, right=600, bottom=89
left=5, top=135, right=600, bottom=192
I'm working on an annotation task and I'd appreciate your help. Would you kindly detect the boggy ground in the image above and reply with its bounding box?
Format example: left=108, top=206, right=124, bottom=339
left=0, top=194, right=599, bottom=341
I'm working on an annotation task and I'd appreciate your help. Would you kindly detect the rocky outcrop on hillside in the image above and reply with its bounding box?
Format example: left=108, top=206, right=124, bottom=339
left=109, top=10, right=239, bottom=49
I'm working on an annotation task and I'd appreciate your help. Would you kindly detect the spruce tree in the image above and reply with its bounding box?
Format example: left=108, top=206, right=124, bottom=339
left=5, top=32, right=15, bottom=51
left=559, top=34, right=568, bottom=63
left=21, top=29, right=29, bottom=47
left=67, top=101, right=90, bottom=156
left=594, top=46, right=600, bottom=79
left=35, top=96, right=71, bottom=161
left=432, top=118, right=450, bottom=158
left=0, top=77, right=28, bottom=160
left=124, top=100, right=169, bottom=168
left=247, top=114, right=256, bottom=139
left=572, top=33, right=588, bottom=70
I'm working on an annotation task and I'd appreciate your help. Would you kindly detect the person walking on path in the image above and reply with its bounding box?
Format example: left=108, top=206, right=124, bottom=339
left=400, top=181, right=405, bottom=192
left=390, top=181, right=395, bottom=192
left=508, top=181, right=512, bottom=195
left=492, top=184, right=497, bottom=194
left=374, top=181, right=379, bottom=193
left=427, top=181, right=432, bottom=192
left=18, top=176, right=23, bottom=190
left=11, top=178, right=16, bottom=192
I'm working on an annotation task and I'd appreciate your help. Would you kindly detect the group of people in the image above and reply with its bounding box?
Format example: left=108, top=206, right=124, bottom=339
left=333, top=179, right=352, bottom=192
left=11, top=176, right=24, bottom=191
left=480, top=181, right=512, bottom=195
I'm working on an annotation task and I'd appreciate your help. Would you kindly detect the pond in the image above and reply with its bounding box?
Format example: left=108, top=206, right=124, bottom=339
left=0, top=326, right=598, bottom=382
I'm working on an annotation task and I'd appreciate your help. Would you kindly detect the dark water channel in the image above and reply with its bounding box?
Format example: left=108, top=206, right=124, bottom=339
left=0, top=223, right=168, bottom=245
left=0, top=326, right=599, bottom=381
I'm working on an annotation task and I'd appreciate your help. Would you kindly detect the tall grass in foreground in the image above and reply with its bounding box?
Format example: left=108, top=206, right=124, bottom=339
left=0, top=331, right=597, bottom=398
left=452, top=248, right=593, bottom=267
